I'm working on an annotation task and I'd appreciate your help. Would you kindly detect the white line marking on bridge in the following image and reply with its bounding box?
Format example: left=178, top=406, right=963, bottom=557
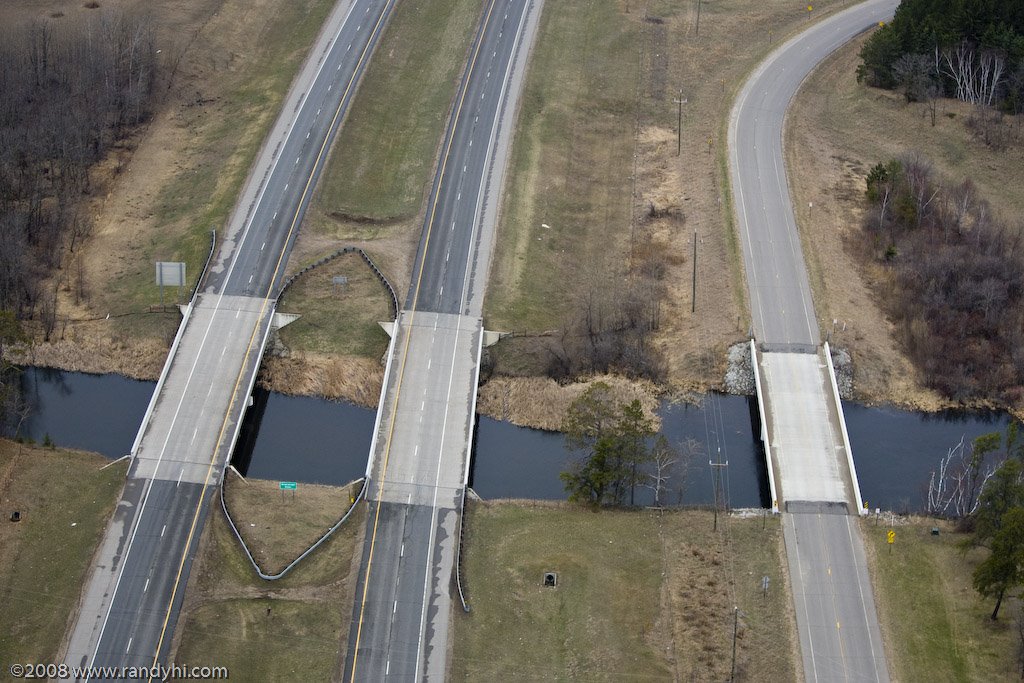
left=261, top=242, right=266, bottom=251
left=125, top=637, right=132, bottom=653
left=191, top=427, right=198, bottom=443
left=400, top=543, right=405, bottom=557
left=177, top=469, right=184, bottom=487
left=161, top=525, right=166, bottom=537
left=143, top=578, right=149, bottom=593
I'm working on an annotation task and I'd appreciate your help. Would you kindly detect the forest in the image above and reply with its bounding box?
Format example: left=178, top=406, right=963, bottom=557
left=863, top=153, right=1024, bottom=402
left=859, top=0, right=1024, bottom=112
left=0, top=12, right=158, bottom=335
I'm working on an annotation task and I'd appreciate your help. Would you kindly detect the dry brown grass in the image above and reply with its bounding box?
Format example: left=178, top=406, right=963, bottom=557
left=787, top=31, right=1024, bottom=411
left=476, top=373, right=662, bottom=431
left=451, top=502, right=799, bottom=681
left=0, top=0, right=339, bottom=379
left=485, top=0, right=858, bottom=399
left=172, top=480, right=367, bottom=680
left=222, top=471, right=360, bottom=575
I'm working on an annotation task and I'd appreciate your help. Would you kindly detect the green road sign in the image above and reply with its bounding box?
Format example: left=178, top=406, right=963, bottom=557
left=279, top=481, right=297, bottom=490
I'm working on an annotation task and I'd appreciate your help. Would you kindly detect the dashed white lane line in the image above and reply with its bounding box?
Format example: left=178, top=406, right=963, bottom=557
left=191, top=427, right=198, bottom=444
left=160, top=525, right=166, bottom=537
left=261, top=242, right=266, bottom=251
left=126, top=637, right=133, bottom=654
left=143, top=578, right=150, bottom=593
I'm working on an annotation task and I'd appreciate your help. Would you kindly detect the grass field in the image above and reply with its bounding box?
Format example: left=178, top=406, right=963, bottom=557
left=450, top=502, right=798, bottom=681
left=173, top=480, right=366, bottom=679
left=313, top=0, right=482, bottom=225
left=269, top=0, right=481, bottom=376
left=862, top=517, right=1020, bottom=682
left=0, top=440, right=126, bottom=667
left=223, top=471, right=361, bottom=575
left=276, top=252, right=391, bottom=359
left=786, top=31, right=1024, bottom=409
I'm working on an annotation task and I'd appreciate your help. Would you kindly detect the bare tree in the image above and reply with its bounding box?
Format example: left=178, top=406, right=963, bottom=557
left=927, top=436, right=999, bottom=518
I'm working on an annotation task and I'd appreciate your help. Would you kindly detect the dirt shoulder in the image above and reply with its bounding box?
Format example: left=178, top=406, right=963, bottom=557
left=787, top=31, right=1024, bottom=414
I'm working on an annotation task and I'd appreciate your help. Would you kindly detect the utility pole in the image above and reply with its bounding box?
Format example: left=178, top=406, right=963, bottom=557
left=710, top=458, right=728, bottom=531
left=730, top=606, right=739, bottom=682
left=692, top=229, right=697, bottom=313
left=674, top=91, right=687, bottom=156
left=695, top=0, right=702, bottom=37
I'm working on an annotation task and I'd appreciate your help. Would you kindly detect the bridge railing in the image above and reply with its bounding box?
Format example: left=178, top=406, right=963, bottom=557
left=823, top=341, right=866, bottom=515
left=750, top=339, right=779, bottom=513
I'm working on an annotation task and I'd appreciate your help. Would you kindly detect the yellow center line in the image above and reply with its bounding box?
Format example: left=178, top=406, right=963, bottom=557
left=348, top=0, right=500, bottom=678
left=145, top=0, right=397, bottom=676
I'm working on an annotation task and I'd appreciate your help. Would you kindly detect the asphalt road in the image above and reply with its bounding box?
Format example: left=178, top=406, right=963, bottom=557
left=346, top=0, right=543, bottom=680
left=729, top=0, right=898, bottom=346
left=63, top=0, right=397, bottom=678
left=729, top=1, right=898, bottom=681
left=784, top=511, right=888, bottom=683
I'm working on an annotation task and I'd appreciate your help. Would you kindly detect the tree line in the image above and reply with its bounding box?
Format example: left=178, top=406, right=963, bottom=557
left=863, top=153, right=1024, bottom=402
left=0, top=12, right=159, bottom=333
left=859, top=0, right=1024, bottom=114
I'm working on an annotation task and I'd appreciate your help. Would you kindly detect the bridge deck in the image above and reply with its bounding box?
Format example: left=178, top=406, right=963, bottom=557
left=65, top=294, right=274, bottom=672
left=349, top=311, right=482, bottom=681
left=757, top=349, right=854, bottom=509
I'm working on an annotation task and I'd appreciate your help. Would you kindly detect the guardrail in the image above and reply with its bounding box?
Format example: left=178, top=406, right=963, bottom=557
left=276, top=246, right=399, bottom=319
left=750, top=339, right=779, bottom=513
left=129, top=230, right=217, bottom=461
left=823, top=341, right=866, bottom=515
left=220, top=476, right=367, bottom=580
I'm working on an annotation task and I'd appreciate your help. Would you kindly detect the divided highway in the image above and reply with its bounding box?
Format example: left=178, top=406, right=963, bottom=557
left=729, top=1, right=897, bottom=680
left=345, top=0, right=543, bottom=680
left=63, top=0, right=398, bottom=678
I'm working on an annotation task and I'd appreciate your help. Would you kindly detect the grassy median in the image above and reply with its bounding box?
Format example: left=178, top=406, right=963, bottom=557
left=450, top=502, right=798, bottom=681
left=172, top=477, right=365, bottom=681
left=0, top=440, right=126, bottom=667
left=276, top=252, right=391, bottom=359
left=862, top=517, right=1020, bottom=681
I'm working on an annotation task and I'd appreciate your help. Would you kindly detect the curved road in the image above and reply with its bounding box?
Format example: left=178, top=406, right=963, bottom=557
left=728, top=1, right=898, bottom=681
left=729, top=0, right=898, bottom=347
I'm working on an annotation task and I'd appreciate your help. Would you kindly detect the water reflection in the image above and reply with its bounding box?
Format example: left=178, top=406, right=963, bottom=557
left=9, top=366, right=1019, bottom=513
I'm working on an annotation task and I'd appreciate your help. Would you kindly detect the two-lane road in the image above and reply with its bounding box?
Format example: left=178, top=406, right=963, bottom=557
left=64, top=0, right=399, bottom=678
left=346, top=0, right=543, bottom=680
left=729, top=1, right=897, bottom=681
left=729, top=0, right=898, bottom=347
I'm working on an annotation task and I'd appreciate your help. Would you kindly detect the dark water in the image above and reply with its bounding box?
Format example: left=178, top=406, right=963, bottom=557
left=470, top=395, right=769, bottom=508
left=3, top=367, right=152, bottom=457
left=230, top=387, right=373, bottom=485
left=8, top=367, right=1018, bottom=512
left=844, top=402, right=1011, bottom=512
